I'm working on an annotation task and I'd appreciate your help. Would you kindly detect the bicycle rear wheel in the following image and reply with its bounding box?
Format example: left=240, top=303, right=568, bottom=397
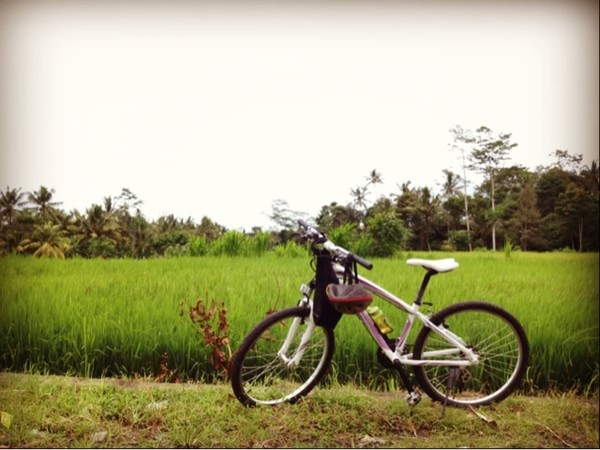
left=413, top=301, right=529, bottom=407
left=230, top=306, right=335, bottom=406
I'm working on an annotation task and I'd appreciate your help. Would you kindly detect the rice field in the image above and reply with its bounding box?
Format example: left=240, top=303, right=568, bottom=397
left=0, top=251, right=598, bottom=393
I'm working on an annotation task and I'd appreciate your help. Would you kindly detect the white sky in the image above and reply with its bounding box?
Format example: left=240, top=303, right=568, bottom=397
left=1, top=0, right=598, bottom=231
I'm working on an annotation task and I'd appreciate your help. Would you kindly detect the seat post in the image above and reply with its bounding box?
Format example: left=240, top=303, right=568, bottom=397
left=414, top=270, right=436, bottom=305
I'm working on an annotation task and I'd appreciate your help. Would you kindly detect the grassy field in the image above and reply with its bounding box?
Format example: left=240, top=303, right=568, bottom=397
left=0, top=373, right=598, bottom=448
left=0, top=252, right=598, bottom=392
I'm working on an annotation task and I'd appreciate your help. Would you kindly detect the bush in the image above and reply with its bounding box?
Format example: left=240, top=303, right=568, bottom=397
left=249, top=231, right=272, bottom=257
left=448, top=230, right=470, bottom=251
left=366, top=212, right=410, bottom=257
left=164, top=244, right=190, bottom=258
left=328, top=223, right=357, bottom=250
left=211, top=231, right=247, bottom=256
left=88, top=237, right=118, bottom=258
left=352, top=235, right=373, bottom=258
left=274, top=241, right=307, bottom=258
left=189, top=236, right=210, bottom=256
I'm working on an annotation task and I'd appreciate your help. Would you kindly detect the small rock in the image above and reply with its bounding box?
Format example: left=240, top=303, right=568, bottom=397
left=0, top=412, right=13, bottom=429
left=92, top=431, right=108, bottom=443
left=358, top=434, right=386, bottom=448
left=146, top=400, right=168, bottom=411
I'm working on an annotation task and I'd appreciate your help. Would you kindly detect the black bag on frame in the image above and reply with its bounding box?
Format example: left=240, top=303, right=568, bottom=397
left=312, top=252, right=343, bottom=329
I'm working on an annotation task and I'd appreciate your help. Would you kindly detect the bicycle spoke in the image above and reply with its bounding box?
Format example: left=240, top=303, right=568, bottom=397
left=231, top=307, right=334, bottom=405
left=414, top=302, right=528, bottom=406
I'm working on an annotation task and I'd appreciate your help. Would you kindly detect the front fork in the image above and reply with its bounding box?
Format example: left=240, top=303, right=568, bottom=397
left=277, top=284, right=314, bottom=367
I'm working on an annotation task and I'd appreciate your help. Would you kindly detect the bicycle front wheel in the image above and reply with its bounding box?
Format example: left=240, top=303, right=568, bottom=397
left=413, top=301, right=529, bottom=407
left=230, top=306, right=335, bottom=406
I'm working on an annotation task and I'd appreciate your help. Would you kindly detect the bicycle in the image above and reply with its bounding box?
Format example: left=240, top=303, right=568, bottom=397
left=230, top=220, right=529, bottom=408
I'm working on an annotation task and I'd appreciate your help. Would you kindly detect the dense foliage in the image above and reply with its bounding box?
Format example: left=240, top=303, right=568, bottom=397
left=1, top=135, right=598, bottom=258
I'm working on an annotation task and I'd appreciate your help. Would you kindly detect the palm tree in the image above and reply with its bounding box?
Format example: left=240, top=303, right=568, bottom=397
left=350, top=186, right=369, bottom=212
left=351, top=169, right=384, bottom=208
left=28, top=186, right=61, bottom=221
left=1, top=187, right=26, bottom=227
left=19, top=222, right=71, bottom=259
left=366, top=169, right=383, bottom=186
left=103, top=196, right=115, bottom=215
left=350, top=169, right=384, bottom=228
left=124, top=213, right=152, bottom=259
left=316, top=202, right=361, bottom=230
left=439, top=169, right=463, bottom=241
left=156, top=214, right=180, bottom=233
left=75, top=204, right=122, bottom=256
left=0, top=187, right=28, bottom=254
left=393, top=181, right=418, bottom=231
left=415, top=187, right=442, bottom=251
left=440, top=169, right=461, bottom=198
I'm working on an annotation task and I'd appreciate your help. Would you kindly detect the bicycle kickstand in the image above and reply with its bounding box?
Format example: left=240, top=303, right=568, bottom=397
left=442, top=367, right=461, bottom=417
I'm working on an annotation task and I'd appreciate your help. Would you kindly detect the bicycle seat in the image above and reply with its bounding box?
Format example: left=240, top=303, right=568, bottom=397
left=407, top=258, right=459, bottom=273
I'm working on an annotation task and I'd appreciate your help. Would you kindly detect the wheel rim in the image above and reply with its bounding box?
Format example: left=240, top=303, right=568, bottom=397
left=239, top=315, right=331, bottom=405
left=419, top=308, right=525, bottom=405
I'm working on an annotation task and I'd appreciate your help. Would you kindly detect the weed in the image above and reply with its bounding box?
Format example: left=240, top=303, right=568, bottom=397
left=504, top=238, right=513, bottom=258
left=155, top=352, right=178, bottom=383
left=180, top=295, right=231, bottom=377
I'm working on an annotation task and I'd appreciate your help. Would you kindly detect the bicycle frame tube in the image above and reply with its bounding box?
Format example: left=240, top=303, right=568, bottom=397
left=333, top=265, right=478, bottom=367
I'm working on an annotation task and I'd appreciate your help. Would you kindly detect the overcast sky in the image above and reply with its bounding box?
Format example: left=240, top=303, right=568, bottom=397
left=1, top=0, right=598, bottom=230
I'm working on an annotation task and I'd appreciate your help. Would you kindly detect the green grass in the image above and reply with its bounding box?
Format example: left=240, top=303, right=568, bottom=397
left=0, top=373, right=598, bottom=448
left=0, top=252, right=598, bottom=392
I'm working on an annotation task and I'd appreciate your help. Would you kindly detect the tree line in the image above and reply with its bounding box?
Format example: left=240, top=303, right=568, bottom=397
left=1, top=126, right=598, bottom=258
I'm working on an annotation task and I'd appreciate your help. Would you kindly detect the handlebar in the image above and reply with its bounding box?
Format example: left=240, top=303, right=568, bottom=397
left=297, top=220, right=373, bottom=270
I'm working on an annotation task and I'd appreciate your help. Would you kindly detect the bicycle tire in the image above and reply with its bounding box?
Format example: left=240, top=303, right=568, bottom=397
left=412, top=301, right=529, bottom=407
left=230, top=306, right=335, bottom=406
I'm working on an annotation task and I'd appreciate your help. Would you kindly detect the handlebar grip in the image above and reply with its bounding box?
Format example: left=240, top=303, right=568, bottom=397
left=350, top=252, right=373, bottom=270
left=298, top=220, right=371, bottom=269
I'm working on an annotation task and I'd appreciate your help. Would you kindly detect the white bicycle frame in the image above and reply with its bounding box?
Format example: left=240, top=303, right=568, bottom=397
left=342, top=264, right=479, bottom=368
left=276, top=264, right=479, bottom=369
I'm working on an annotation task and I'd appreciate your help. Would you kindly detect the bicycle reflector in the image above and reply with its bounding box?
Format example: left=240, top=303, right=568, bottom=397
left=326, top=284, right=373, bottom=314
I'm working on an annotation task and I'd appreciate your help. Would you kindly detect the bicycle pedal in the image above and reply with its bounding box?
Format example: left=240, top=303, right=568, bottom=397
left=406, top=391, right=421, bottom=406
